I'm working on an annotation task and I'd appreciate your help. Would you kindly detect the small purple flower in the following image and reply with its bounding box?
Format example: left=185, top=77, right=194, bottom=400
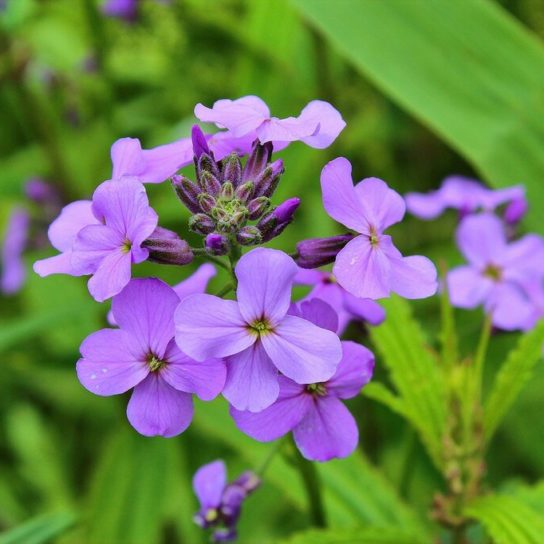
left=195, top=96, right=345, bottom=149
left=102, top=0, right=138, bottom=20
left=405, top=176, right=526, bottom=222
left=175, top=248, right=342, bottom=412
left=1, top=208, right=29, bottom=295
left=295, top=268, right=385, bottom=334
left=77, top=278, right=226, bottom=437
left=447, top=213, right=544, bottom=331
left=35, top=180, right=158, bottom=301
left=321, top=157, right=438, bottom=299
left=231, top=299, right=374, bottom=462
left=193, top=460, right=260, bottom=542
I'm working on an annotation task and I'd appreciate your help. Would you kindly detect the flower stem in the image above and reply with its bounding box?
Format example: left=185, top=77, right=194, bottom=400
left=255, top=439, right=284, bottom=477
left=215, top=284, right=234, bottom=298
left=293, top=449, right=326, bottom=528
left=472, top=312, right=493, bottom=404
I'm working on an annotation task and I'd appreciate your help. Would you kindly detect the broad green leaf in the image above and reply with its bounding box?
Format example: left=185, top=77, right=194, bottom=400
left=362, top=382, right=409, bottom=420
left=465, top=494, right=544, bottom=544
left=292, top=0, right=544, bottom=234
left=0, top=511, right=76, bottom=544
left=369, top=296, right=447, bottom=469
left=484, top=320, right=544, bottom=444
left=279, top=527, right=423, bottom=544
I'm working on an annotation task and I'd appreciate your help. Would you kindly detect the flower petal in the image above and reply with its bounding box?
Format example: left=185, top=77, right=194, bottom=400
left=87, top=249, right=132, bottom=302
left=127, top=374, right=194, bottom=437
left=77, top=329, right=149, bottom=396
left=486, top=283, right=533, bottom=331
left=230, top=377, right=309, bottom=441
left=320, top=157, right=368, bottom=233
left=292, top=298, right=339, bottom=333
left=333, top=235, right=391, bottom=299
left=447, top=266, right=492, bottom=309
left=235, top=248, right=297, bottom=325
left=111, top=138, right=145, bottom=180
left=342, top=293, right=385, bottom=326
left=72, top=224, right=125, bottom=275
left=256, top=116, right=318, bottom=144
left=173, top=263, right=216, bottom=301
left=327, top=341, right=374, bottom=399
left=162, top=339, right=226, bottom=400
left=298, top=100, right=346, bottom=149
left=389, top=255, right=438, bottom=299
left=140, top=138, right=194, bottom=182
left=193, top=460, right=226, bottom=510
left=112, top=278, right=179, bottom=358
left=261, top=315, right=341, bottom=384
left=503, top=234, right=544, bottom=282
left=354, top=177, right=406, bottom=230
left=223, top=343, right=280, bottom=412
left=175, top=294, right=254, bottom=360
left=405, top=190, right=446, bottom=220
left=47, top=200, right=97, bottom=252
left=293, top=396, right=358, bottom=462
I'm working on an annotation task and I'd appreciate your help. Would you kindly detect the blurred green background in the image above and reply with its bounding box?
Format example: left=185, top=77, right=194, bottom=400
left=1, top=0, right=544, bottom=543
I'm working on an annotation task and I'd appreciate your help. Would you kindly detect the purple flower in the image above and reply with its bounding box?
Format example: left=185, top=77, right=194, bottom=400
left=295, top=268, right=385, bottom=334
left=110, top=136, right=194, bottom=184
left=447, top=213, right=544, bottom=330
left=35, top=180, right=158, bottom=302
left=405, top=176, right=526, bottom=222
left=321, top=157, right=438, bottom=299
left=102, top=0, right=138, bottom=20
left=195, top=96, right=345, bottom=149
left=1, top=208, right=29, bottom=295
left=175, top=248, right=342, bottom=412
left=77, top=278, right=226, bottom=437
left=231, top=299, right=374, bottom=461
left=193, top=460, right=260, bottom=542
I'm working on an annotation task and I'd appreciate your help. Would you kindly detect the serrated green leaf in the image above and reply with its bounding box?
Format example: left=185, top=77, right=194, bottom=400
left=279, top=527, right=424, bottom=544
left=362, top=382, right=409, bottom=420
left=484, top=320, right=544, bottom=444
left=465, top=494, right=544, bottom=544
left=0, top=511, right=76, bottom=544
left=369, top=296, right=447, bottom=470
left=291, top=0, right=544, bottom=234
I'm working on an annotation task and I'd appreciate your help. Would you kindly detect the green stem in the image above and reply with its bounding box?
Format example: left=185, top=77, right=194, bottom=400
left=215, top=284, right=234, bottom=298
left=473, top=312, right=493, bottom=404
left=191, top=251, right=230, bottom=272
left=255, top=439, right=284, bottom=477
left=294, top=449, right=326, bottom=528
left=439, top=261, right=458, bottom=371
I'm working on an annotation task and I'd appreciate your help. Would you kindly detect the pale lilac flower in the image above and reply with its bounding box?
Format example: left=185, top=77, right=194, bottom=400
left=447, top=213, right=544, bottom=330
left=321, top=157, right=437, bottom=299
left=231, top=299, right=374, bottom=461
left=193, top=460, right=260, bottom=542
left=35, top=180, right=158, bottom=301
left=77, top=278, right=225, bottom=437
left=102, top=0, right=138, bottom=20
left=295, top=268, right=385, bottom=334
left=1, top=208, right=29, bottom=295
left=405, top=176, right=526, bottom=222
left=195, top=96, right=345, bottom=149
left=175, top=248, right=342, bottom=412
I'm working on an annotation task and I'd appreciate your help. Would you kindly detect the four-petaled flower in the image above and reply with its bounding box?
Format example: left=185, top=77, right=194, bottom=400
left=77, top=278, right=226, bottom=436
left=175, top=248, right=342, bottom=412
left=321, top=157, right=438, bottom=299
left=447, top=213, right=544, bottom=330
left=231, top=299, right=374, bottom=461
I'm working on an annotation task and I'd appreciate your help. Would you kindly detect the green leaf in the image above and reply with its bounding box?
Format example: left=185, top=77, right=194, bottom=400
left=0, top=511, right=76, bottom=544
left=362, top=382, right=409, bottom=420
left=291, top=0, right=544, bottom=234
left=484, top=320, right=544, bottom=444
left=465, top=494, right=544, bottom=544
left=279, top=527, right=423, bottom=544
left=368, top=296, right=447, bottom=470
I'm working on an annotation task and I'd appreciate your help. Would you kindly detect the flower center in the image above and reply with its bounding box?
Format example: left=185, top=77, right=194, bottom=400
left=368, top=225, right=380, bottom=247
left=147, top=353, right=166, bottom=372
left=205, top=508, right=219, bottom=523
left=122, top=239, right=132, bottom=253
left=306, top=383, right=327, bottom=396
left=483, top=264, right=502, bottom=282
left=248, top=318, right=273, bottom=336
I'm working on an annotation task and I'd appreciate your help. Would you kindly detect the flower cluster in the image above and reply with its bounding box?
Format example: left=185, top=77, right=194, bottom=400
left=33, top=95, right=439, bottom=541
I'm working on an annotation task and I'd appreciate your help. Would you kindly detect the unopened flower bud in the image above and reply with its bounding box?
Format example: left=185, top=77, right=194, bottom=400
left=198, top=193, right=216, bottom=214
left=258, top=197, right=300, bottom=242
left=200, top=171, right=222, bottom=195
left=189, top=213, right=215, bottom=235
left=236, top=226, right=262, bottom=246
left=222, top=153, right=242, bottom=186
left=235, top=182, right=254, bottom=203
left=253, top=160, right=284, bottom=198
left=220, top=181, right=234, bottom=201
left=232, top=471, right=261, bottom=494
left=172, top=175, right=201, bottom=214
left=231, top=210, right=248, bottom=229
left=205, top=233, right=229, bottom=256
left=273, top=197, right=300, bottom=223
left=504, top=196, right=527, bottom=225
left=247, top=196, right=270, bottom=220
left=142, top=227, right=193, bottom=266
left=197, top=153, right=221, bottom=184
left=242, top=141, right=272, bottom=182
left=295, top=234, right=355, bottom=268
left=191, top=124, right=210, bottom=160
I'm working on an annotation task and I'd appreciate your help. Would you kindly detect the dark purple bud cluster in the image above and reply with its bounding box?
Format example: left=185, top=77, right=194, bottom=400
left=172, top=126, right=293, bottom=256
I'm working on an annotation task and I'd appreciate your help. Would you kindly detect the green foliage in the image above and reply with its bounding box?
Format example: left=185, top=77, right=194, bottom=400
left=0, top=511, right=76, bottom=544
left=292, top=0, right=544, bottom=234
left=465, top=494, right=544, bottom=544
left=484, top=320, right=544, bottom=444
left=368, top=296, right=447, bottom=470
left=279, top=527, right=423, bottom=544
